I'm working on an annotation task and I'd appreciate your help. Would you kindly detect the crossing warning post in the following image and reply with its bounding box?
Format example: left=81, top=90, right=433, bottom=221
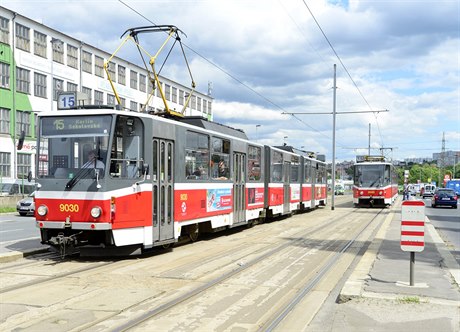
left=401, top=200, right=425, bottom=286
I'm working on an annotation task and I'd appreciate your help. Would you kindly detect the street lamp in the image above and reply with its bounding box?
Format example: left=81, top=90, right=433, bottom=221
left=256, top=124, right=260, bottom=142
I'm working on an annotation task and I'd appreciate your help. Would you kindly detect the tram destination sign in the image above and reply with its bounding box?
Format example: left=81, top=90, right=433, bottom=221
left=41, top=115, right=111, bottom=137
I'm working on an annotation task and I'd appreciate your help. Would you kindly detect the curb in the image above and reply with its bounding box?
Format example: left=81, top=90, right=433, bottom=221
left=0, top=247, right=49, bottom=263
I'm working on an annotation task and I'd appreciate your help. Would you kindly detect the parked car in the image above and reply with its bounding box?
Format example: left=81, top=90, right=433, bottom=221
left=16, top=191, right=35, bottom=216
left=431, top=188, right=457, bottom=209
left=334, top=184, right=344, bottom=195
left=422, top=184, right=436, bottom=198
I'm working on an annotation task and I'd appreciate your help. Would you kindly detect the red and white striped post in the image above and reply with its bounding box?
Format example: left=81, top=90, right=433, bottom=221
left=401, top=200, right=425, bottom=286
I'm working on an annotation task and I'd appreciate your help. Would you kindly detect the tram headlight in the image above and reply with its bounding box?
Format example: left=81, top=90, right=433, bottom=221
left=379, top=191, right=383, bottom=195
left=360, top=191, right=364, bottom=195
left=37, top=205, right=48, bottom=216
left=90, top=206, right=102, bottom=218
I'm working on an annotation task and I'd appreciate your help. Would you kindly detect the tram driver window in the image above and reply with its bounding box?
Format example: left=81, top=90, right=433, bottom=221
left=110, top=116, right=144, bottom=179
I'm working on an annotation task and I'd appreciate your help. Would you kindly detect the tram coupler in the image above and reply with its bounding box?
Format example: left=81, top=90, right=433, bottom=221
left=49, top=232, right=80, bottom=258
left=369, top=197, right=375, bottom=208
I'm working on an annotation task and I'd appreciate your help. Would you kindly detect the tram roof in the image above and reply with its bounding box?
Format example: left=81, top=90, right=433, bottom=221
left=177, top=116, right=248, bottom=140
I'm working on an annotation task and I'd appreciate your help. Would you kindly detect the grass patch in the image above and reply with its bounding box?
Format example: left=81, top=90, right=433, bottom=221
left=397, top=296, right=420, bottom=304
left=0, top=206, right=17, bottom=214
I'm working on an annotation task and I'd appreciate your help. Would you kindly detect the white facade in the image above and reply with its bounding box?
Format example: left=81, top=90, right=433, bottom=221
left=0, top=6, right=213, bottom=182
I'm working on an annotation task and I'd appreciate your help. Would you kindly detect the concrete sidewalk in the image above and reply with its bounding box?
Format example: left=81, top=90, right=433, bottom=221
left=332, top=197, right=460, bottom=331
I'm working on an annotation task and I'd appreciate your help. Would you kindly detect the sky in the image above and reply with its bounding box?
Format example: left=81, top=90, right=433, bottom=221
left=3, top=0, right=459, bottom=162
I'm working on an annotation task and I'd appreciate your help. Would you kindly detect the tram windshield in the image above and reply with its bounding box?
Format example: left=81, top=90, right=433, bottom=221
left=37, top=115, right=112, bottom=179
left=354, top=164, right=390, bottom=187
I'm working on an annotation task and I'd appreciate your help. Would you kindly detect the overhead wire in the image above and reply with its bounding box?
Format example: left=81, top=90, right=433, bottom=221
left=300, top=0, right=385, bottom=148
left=117, top=0, right=332, bottom=138
left=117, top=0, right=370, bottom=152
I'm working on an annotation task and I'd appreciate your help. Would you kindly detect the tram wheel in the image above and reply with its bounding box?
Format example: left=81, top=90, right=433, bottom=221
left=188, top=224, right=199, bottom=242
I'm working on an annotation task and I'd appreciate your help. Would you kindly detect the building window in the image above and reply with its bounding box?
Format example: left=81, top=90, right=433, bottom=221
left=0, top=108, right=10, bottom=134
left=16, top=110, right=31, bottom=136
left=139, top=74, right=146, bottom=92
left=156, top=81, right=163, bottom=97
left=82, top=51, right=92, bottom=73
left=67, top=44, right=78, bottom=69
left=95, top=55, right=104, bottom=77
left=107, top=61, right=116, bottom=82
left=17, top=153, right=32, bottom=179
left=53, top=78, right=63, bottom=100
left=0, top=62, right=10, bottom=89
left=208, top=101, right=212, bottom=116
left=118, top=65, right=126, bottom=85
left=164, top=84, right=171, bottom=101
left=130, top=70, right=138, bottom=89
left=203, top=100, right=208, bottom=115
left=34, top=31, right=47, bottom=58
left=34, top=72, right=47, bottom=98
left=0, top=16, right=9, bottom=44
left=16, top=67, right=30, bottom=94
left=52, top=39, right=64, bottom=64
left=148, top=78, right=154, bottom=94
left=197, top=97, right=202, bottom=112
left=94, top=90, right=103, bottom=105
left=172, top=87, right=177, bottom=103
left=179, top=90, right=184, bottom=105
left=107, top=94, right=115, bottom=105
left=0, top=152, right=11, bottom=178
left=82, top=86, right=92, bottom=103
left=191, top=95, right=196, bottom=110
left=130, top=101, right=138, bottom=112
left=67, top=82, right=77, bottom=92
left=15, top=23, right=30, bottom=52
left=120, top=97, right=126, bottom=108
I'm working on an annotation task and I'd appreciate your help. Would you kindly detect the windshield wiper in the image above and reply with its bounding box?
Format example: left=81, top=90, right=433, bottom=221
left=65, top=167, right=93, bottom=189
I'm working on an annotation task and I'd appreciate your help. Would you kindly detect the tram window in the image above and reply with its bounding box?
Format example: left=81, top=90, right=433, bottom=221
left=109, top=116, right=144, bottom=179
left=211, top=137, right=230, bottom=180
left=185, top=131, right=209, bottom=180
left=248, top=145, right=261, bottom=181
left=291, top=155, right=300, bottom=183
left=271, top=151, right=283, bottom=182
left=291, top=164, right=299, bottom=183
left=304, top=160, right=311, bottom=182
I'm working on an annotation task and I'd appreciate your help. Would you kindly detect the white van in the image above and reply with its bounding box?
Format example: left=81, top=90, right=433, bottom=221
left=422, top=184, right=436, bottom=198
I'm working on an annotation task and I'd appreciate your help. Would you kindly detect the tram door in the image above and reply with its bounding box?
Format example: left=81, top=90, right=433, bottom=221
left=152, top=139, right=174, bottom=243
left=233, top=153, right=246, bottom=225
left=283, top=161, right=291, bottom=214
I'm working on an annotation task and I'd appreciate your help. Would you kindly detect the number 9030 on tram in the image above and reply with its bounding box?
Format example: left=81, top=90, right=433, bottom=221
left=34, top=106, right=327, bottom=256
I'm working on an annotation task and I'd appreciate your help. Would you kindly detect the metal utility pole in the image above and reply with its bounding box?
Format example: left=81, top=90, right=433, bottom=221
left=331, top=64, right=337, bottom=211
left=368, top=123, right=371, bottom=155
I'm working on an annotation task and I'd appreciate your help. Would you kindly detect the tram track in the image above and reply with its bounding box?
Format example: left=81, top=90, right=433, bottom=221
left=93, top=207, right=386, bottom=332
left=0, top=203, right=389, bottom=332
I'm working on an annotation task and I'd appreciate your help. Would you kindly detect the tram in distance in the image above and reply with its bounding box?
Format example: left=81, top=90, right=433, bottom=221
left=352, top=155, right=398, bottom=207
left=34, top=103, right=328, bottom=256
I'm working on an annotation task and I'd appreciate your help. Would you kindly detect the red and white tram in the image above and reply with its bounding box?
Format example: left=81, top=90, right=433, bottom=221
left=34, top=106, right=327, bottom=255
left=352, top=155, right=398, bottom=207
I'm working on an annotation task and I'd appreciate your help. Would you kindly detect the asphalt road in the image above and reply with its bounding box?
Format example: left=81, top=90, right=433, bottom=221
left=422, top=197, right=460, bottom=265
left=0, top=213, right=42, bottom=254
